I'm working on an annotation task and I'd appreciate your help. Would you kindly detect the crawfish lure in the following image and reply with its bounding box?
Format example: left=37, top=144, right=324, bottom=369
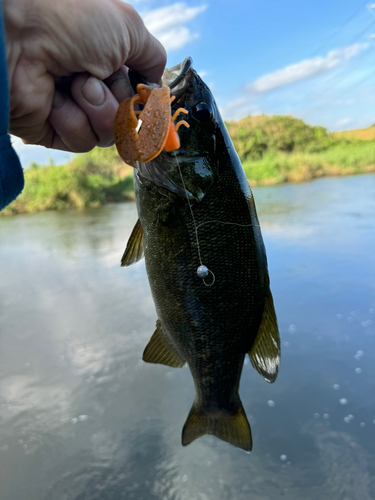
left=114, top=84, right=189, bottom=166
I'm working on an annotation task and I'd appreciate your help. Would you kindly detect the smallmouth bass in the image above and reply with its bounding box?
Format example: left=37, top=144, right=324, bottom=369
left=120, top=57, right=280, bottom=451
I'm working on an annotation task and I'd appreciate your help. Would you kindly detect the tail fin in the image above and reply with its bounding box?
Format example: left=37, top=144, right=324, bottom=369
left=182, top=400, right=252, bottom=451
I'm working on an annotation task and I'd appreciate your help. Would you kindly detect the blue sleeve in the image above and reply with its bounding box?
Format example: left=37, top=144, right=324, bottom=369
left=0, top=3, right=24, bottom=211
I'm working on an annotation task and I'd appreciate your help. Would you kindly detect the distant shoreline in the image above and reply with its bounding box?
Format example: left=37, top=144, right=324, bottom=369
left=2, top=116, right=375, bottom=216
left=2, top=165, right=374, bottom=217
left=246, top=161, right=375, bottom=186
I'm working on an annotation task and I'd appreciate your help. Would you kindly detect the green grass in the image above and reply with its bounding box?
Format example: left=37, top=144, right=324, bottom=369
left=2, top=147, right=134, bottom=215
left=228, top=114, right=375, bottom=185
left=242, top=142, right=375, bottom=185
left=3, top=114, right=375, bottom=215
left=226, top=114, right=333, bottom=161
left=331, top=125, right=375, bottom=141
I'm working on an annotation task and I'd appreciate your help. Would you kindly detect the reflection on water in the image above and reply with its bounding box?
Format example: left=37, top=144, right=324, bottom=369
left=1, top=174, right=375, bottom=499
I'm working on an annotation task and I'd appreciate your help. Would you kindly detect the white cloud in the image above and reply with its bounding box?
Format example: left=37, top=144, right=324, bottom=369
left=249, top=43, right=369, bottom=94
left=142, top=3, right=207, bottom=32
left=222, top=43, right=370, bottom=120
left=141, top=2, right=207, bottom=51
left=157, top=26, right=198, bottom=51
left=336, top=117, right=353, bottom=127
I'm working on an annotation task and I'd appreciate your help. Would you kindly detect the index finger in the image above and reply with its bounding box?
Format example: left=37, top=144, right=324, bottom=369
left=121, top=5, right=167, bottom=84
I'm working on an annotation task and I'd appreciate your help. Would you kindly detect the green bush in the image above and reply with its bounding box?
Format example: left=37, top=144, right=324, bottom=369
left=242, top=142, right=375, bottom=185
left=3, top=116, right=375, bottom=215
left=2, top=146, right=134, bottom=215
left=226, top=115, right=343, bottom=161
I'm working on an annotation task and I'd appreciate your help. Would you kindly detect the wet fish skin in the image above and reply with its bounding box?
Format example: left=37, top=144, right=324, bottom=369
left=122, top=59, right=280, bottom=451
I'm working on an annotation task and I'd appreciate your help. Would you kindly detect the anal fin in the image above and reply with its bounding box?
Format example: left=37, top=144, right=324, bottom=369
left=143, top=320, right=185, bottom=368
left=121, top=218, right=144, bottom=267
left=182, top=400, right=252, bottom=452
left=248, top=288, right=280, bottom=383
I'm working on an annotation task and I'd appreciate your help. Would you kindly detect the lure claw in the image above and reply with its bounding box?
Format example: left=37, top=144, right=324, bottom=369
left=114, top=84, right=190, bottom=166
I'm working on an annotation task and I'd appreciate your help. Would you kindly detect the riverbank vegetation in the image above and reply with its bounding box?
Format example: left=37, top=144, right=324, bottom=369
left=3, top=115, right=375, bottom=215
left=226, top=116, right=375, bottom=184
left=2, top=147, right=134, bottom=215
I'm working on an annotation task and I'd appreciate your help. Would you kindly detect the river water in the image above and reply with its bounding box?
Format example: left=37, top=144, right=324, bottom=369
left=1, top=174, right=375, bottom=500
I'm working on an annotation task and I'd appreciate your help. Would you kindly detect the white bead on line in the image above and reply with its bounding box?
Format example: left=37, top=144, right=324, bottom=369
left=197, top=265, right=209, bottom=278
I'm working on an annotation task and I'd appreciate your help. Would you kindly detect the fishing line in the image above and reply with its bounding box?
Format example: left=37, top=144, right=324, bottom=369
left=173, top=151, right=215, bottom=287
left=173, top=152, right=261, bottom=287
left=196, top=220, right=260, bottom=230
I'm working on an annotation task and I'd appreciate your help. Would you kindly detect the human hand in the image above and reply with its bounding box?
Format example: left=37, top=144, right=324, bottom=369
left=4, top=0, right=166, bottom=152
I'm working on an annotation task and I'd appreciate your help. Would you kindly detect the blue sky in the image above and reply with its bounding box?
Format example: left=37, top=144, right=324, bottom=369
left=12, top=0, right=375, bottom=167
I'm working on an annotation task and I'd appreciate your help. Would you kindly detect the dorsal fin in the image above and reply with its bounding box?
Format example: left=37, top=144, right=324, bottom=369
left=248, top=288, right=280, bottom=383
left=143, top=320, right=185, bottom=368
left=121, top=219, right=144, bottom=267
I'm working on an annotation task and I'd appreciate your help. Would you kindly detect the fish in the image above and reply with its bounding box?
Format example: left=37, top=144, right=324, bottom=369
left=118, top=57, right=280, bottom=452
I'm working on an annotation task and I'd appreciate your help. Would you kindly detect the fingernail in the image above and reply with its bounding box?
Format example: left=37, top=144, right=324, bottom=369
left=52, top=90, right=65, bottom=108
left=82, top=76, right=105, bottom=106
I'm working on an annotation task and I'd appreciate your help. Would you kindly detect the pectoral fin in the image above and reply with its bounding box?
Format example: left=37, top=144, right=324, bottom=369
left=121, top=219, right=144, bottom=267
left=248, top=288, right=280, bottom=383
left=182, top=400, right=252, bottom=452
left=143, top=320, right=185, bottom=368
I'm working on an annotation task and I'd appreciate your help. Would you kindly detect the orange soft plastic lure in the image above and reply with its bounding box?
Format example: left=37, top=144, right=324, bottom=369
left=114, top=84, right=189, bottom=166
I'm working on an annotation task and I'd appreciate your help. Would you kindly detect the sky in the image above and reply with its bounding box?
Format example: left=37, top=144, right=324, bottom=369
left=12, top=0, right=375, bottom=167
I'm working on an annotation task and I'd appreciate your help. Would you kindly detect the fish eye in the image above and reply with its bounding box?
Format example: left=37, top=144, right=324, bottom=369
left=191, top=102, right=212, bottom=123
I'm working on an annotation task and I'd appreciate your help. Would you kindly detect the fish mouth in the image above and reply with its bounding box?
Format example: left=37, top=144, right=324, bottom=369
left=162, top=56, right=193, bottom=97
left=128, top=57, right=193, bottom=97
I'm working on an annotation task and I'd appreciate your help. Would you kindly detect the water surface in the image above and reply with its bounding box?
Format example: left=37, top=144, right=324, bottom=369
left=1, top=174, right=375, bottom=499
